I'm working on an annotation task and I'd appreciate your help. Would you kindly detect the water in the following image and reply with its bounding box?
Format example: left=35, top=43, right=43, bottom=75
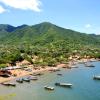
left=0, top=61, right=100, bottom=100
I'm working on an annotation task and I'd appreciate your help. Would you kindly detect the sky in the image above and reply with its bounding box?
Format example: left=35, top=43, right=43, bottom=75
left=0, top=0, right=100, bottom=34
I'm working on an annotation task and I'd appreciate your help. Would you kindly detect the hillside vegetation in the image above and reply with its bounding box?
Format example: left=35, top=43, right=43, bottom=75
left=0, top=22, right=100, bottom=67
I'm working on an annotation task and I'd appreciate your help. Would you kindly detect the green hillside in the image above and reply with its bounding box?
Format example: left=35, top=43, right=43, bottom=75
left=0, top=22, right=100, bottom=67
left=0, top=22, right=100, bottom=45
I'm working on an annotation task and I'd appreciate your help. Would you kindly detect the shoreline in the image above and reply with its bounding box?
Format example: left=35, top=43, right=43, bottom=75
left=0, top=58, right=98, bottom=84
left=0, top=64, right=66, bottom=83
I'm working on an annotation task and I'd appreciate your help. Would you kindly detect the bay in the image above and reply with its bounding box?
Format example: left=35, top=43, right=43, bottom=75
left=0, top=61, right=100, bottom=100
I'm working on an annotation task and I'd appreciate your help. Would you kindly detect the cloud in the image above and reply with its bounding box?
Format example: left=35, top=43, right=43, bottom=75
left=85, top=24, right=91, bottom=28
left=0, top=5, right=6, bottom=13
left=95, top=32, right=100, bottom=35
left=0, top=0, right=42, bottom=12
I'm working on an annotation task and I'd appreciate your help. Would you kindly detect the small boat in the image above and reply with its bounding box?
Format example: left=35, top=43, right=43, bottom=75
left=85, top=63, right=95, bottom=67
left=55, top=82, right=72, bottom=88
left=32, top=73, right=43, bottom=76
left=62, top=66, right=67, bottom=68
left=9, top=83, right=16, bottom=87
left=44, top=86, right=54, bottom=90
left=63, top=66, right=71, bottom=69
left=71, top=66, right=78, bottom=68
left=57, top=73, right=62, bottom=76
left=93, top=75, right=100, bottom=80
left=0, top=74, right=11, bottom=78
left=1, top=82, right=16, bottom=87
left=16, top=79, right=23, bottom=83
left=49, top=68, right=60, bottom=72
left=22, top=78, right=30, bottom=82
left=27, top=76, right=38, bottom=80
left=55, top=69, right=60, bottom=71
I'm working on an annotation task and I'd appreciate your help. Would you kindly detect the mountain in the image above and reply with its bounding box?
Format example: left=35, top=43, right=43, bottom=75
left=0, top=22, right=100, bottom=46
left=0, top=24, right=15, bottom=32
left=0, top=22, right=100, bottom=66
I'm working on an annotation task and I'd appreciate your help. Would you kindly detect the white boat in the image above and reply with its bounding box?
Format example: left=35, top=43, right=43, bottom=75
left=71, top=66, right=78, bottom=68
left=93, top=75, right=100, bottom=80
left=85, top=63, right=95, bottom=67
left=44, top=86, right=54, bottom=90
left=55, top=82, right=72, bottom=88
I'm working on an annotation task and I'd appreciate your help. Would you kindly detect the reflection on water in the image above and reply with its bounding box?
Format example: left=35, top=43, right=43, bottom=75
left=0, top=61, right=100, bottom=100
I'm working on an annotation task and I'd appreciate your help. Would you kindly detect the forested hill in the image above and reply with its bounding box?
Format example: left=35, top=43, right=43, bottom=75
left=0, top=22, right=100, bottom=67
left=0, top=22, right=100, bottom=46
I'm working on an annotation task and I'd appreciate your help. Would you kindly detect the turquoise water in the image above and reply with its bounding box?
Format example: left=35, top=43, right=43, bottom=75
left=0, top=61, right=100, bottom=100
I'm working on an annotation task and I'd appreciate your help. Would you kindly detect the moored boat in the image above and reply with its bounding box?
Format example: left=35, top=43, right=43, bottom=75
left=55, top=82, right=72, bottom=88
left=85, top=63, right=95, bottom=67
left=1, top=82, right=16, bottom=87
left=16, top=79, right=23, bottom=83
left=62, top=66, right=71, bottom=69
left=32, top=73, right=44, bottom=76
left=44, top=86, right=54, bottom=90
left=27, top=76, right=38, bottom=80
left=22, top=78, right=30, bottom=82
left=93, top=75, right=100, bottom=80
left=62, top=66, right=67, bottom=68
left=71, top=66, right=78, bottom=68
left=57, top=73, right=62, bottom=76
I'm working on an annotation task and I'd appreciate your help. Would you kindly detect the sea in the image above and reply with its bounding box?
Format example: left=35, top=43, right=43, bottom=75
left=0, top=61, right=100, bottom=100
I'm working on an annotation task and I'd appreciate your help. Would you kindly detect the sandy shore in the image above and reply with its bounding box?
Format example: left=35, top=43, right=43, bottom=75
left=0, top=64, right=66, bottom=83
left=0, top=58, right=98, bottom=83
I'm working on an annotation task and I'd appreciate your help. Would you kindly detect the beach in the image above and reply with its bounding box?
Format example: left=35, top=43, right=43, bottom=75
left=0, top=58, right=97, bottom=83
left=0, top=64, right=66, bottom=83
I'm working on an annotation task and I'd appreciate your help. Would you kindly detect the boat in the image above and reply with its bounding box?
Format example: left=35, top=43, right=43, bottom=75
left=62, top=66, right=67, bottom=68
left=22, top=78, right=30, bottom=82
left=85, top=63, right=95, bottom=67
left=16, top=79, right=23, bottom=83
left=0, top=74, right=11, bottom=78
left=1, top=82, right=16, bottom=87
left=71, top=66, right=78, bottom=68
left=62, top=66, right=71, bottom=69
left=0, top=70, right=12, bottom=78
left=27, top=76, right=38, bottom=80
left=8, top=83, right=16, bottom=87
left=44, top=86, right=54, bottom=90
left=57, top=73, right=62, bottom=76
left=93, top=75, right=100, bottom=80
left=55, top=82, right=72, bottom=88
left=32, top=73, right=43, bottom=76
left=55, top=69, right=60, bottom=71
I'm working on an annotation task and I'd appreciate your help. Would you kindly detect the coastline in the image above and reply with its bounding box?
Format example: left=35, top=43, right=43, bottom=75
left=0, top=58, right=98, bottom=84
left=0, top=64, right=66, bottom=83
